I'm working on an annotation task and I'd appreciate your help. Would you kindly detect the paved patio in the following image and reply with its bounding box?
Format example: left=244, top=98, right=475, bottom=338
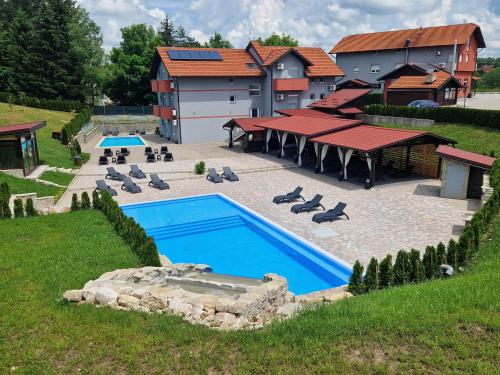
left=59, top=133, right=479, bottom=266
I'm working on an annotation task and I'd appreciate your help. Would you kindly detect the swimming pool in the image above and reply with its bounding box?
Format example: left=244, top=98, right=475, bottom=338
left=121, top=194, right=352, bottom=295
left=98, top=136, right=146, bottom=148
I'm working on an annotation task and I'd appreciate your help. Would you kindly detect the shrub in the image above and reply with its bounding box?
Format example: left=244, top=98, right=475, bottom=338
left=71, top=193, right=80, bottom=211
left=365, top=93, right=383, bottom=105
left=0, top=91, right=83, bottom=112
left=379, top=255, right=393, bottom=288
left=457, top=230, right=471, bottom=267
left=92, top=191, right=101, bottom=209
left=409, top=249, right=425, bottom=283
left=436, top=242, right=447, bottom=265
left=0, top=181, right=10, bottom=201
left=447, top=239, right=459, bottom=270
left=61, top=108, right=91, bottom=145
left=13, top=199, right=24, bottom=218
left=0, top=200, right=11, bottom=219
left=194, top=161, right=206, bottom=175
left=348, top=260, right=365, bottom=295
left=81, top=192, right=91, bottom=209
left=394, top=250, right=411, bottom=286
left=423, top=246, right=439, bottom=279
left=25, top=198, right=38, bottom=217
left=364, top=257, right=379, bottom=291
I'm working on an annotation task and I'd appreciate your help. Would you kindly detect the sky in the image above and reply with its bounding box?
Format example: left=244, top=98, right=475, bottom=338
left=76, top=0, right=500, bottom=57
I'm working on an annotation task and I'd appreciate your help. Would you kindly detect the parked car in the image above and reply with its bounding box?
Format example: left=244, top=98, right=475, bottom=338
left=408, top=100, right=439, bottom=108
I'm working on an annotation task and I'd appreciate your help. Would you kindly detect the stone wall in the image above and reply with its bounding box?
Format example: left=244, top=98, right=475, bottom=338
left=359, top=114, right=434, bottom=128
left=10, top=193, right=55, bottom=214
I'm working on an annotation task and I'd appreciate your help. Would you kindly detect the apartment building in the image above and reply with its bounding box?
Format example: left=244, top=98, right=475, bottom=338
left=150, top=41, right=344, bottom=144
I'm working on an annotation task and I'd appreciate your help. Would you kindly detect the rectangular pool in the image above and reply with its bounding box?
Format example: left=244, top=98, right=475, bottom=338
left=121, top=194, right=352, bottom=295
left=98, top=136, right=146, bottom=148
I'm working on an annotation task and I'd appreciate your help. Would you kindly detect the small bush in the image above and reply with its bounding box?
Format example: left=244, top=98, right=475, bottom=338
left=348, top=260, right=365, bottom=295
left=379, top=255, right=393, bottom=288
left=194, top=161, right=206, bottom=175
left=0, top=200, right=11, bottom=219
left=423, top=246, right=439, bottom=279
left=446, top=239, right=458, bottom=270
left=364, top=257, right=379, bottom=291
left=71, top=193, right=80, bottom=211
left=409, top=249, right=425, bottom=283
left=13, top=199, right=24, bottom=218
left=81, top=192, right=91, bottom=209
left=0, top=91, right=83, bottom=112
left=394, top=250, right=410, bottom=286
left=71, top=138, right=82, bottom=157
left=92, top=191, right=101, bottom=209
left=436, top=242, right=447, bottom=265
left=25, top=198, right=38, bottom=217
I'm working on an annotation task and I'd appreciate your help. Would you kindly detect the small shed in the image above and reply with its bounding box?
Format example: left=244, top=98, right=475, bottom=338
left=435, top=145, right=496, bottom=199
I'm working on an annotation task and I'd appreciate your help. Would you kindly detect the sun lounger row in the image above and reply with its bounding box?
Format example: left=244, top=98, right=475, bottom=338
left=102, top=127, right=146, bottom=136
left=206, top=167, right=239, bottom=183
left=98, top=166, right=170, bottom=195
left=273, top=186, right=349, bottom=223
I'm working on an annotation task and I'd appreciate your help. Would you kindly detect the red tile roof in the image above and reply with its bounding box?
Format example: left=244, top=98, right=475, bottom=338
left=0, top=121, right=46, bottom=135
left=331, top=23, right=485, bottom=53
left=435, top=145, right=496, bottom=169
left=225, top=117, right=278, bottom=132
left=337, top=107, right=364, bottom=115
left=274, top=108, right=337, bottom=118
left=310, top=125, right=445, bottom=152
left=309, top=89, right=372, bottom=110
left=155, top=47, right=265, bottom=77
left=256, top=116, right=362, bottom=137
left=388, top=70, right=459, bottom=90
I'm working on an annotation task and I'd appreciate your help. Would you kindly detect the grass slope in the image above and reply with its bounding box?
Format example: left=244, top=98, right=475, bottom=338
left=0, top=103, right=75, bottom=168
left=0, top=172, right=62, bottom=198
left=0, top=209, right=498, bottom=374
left=39, top=171, right=75, bottom=186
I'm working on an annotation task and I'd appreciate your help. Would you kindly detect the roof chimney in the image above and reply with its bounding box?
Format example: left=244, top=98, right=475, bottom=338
left=425, top=74, right=437, bottom=84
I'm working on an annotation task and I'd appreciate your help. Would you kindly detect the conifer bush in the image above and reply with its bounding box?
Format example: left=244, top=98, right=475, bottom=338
left=423, top=246, right=439, bottom=279
left=194, top=161, right=206, bottom=175
left=25, top=198, right=38, bottom=217
left=364, top=257, right=380, bottom=291
left=348, top=261, right=365, bottom=295
left=436, top=242, right=447, bottom=265
left=379, top=255, right=393, bottom=288
left=80, top=192, right=91, bottom=209
left=394, top=250, right=410, bottom=286
left=13, top=199, right=24, bottom=218
left=91, top=191, right=100, bottom=209
left=408, top=249, right=425, bottom=283
left=71, top=193, right=80, bottom=211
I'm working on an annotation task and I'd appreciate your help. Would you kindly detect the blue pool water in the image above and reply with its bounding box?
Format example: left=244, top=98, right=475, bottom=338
left=121, top=195, right=352, bottom=295
left=99, top=136, right=145, bottom=148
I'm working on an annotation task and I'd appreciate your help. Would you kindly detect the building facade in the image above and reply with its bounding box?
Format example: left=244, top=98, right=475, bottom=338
left=330, top=23, right=485, bottom=97
left=150, top=41, right=344, bottom=144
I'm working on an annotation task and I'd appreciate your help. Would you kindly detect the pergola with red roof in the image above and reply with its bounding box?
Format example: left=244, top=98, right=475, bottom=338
left=310, top=125, right=454, bottom=187
left=274, top=108, right=336, bottom=118
left=222, top=117, right=280, bottom=151
left=0, top=121, right=46, bottom=176
left=308, top=88, right=372, bottom=117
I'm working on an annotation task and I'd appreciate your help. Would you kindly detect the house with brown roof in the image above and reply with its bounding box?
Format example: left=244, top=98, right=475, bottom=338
left=150, top=41, right=344, bottom=144
left=330, top=23, right=485, bottom=98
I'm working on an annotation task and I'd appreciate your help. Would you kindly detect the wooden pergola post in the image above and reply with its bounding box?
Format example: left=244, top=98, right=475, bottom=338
left=228, top=125, right=234, bottom=149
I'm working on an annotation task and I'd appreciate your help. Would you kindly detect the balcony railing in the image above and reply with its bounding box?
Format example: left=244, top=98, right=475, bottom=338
left=151, top=79, right=174, bottom=93
left=153, top=105, right=160, bottom=117
left=151, top=80, right=159, bottom=93
left=273, top=78, right=309, bottom=91
left=160, top=106, right=176, bottom=120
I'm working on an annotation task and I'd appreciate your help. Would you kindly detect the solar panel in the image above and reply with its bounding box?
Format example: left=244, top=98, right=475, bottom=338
left=167, top=49, right=222, bottom=61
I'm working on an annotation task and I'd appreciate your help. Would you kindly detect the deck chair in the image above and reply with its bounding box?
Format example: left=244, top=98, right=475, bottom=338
left=98, top=156, right=109, bottom=166
left=102, top=128, right=111, bottom=136
left=160, top=146, right=169, bottom=154
left=129, top=164, right=146, bottom=179
left=95, top=180, right=117, bottom=196
left=105, top=167, right=125, bottom=181
left=103, top=148, right=113, bottom=157
left=139, top=128, right=146, bottom=135
left=291, top=194, right=325, bottom=214
left=222, top=166, right=239, bottom=181
left=273, top=186, right=304, bottom=204
left=121, top=176, right=142, bottom=194
left=206, top=168, right=223, bottom=183
left=144, top=146, right=153, bottom=155
left=120, top=147, right=130, bottom=156
left=116, top=155, right=127, bottom=164
left=146, top=153, right=156, bottom=163
left=112, top=127, right=119, bottom=136
left=149, top=173, right=169, bottom=190
left=312, top=202, right=349, bottom=223
left=163, top=152, right=174, bottom=162
left=128, top=128, right=136, bottom=135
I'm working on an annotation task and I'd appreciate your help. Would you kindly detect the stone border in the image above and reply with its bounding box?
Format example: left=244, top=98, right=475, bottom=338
left=360, top=114, right=434, bottom=128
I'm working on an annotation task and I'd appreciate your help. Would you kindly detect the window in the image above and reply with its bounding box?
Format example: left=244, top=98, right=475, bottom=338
left=250, top=108, right=260, bottom=117
left=370, top=64, right=380, bottom=74
left=230, top=95, right=236, bottom=103
left=463, top=79, right=468, bottom=87
left=246, top=62, right=257, bottom=69
left=319, top=77, right=325, bottom=83
left=287, top=94, right=299, bottom=104
left=353, top=67, right=359, bottom=73
left=320, top=93, right=326, bottom=99
left=249, top=84, right=261, bottom=96
left=229, top=77, right=235, bottom=84
left=445, top=88, right=457, bottom=100
left=310, top=93, right=315, bottom=100
left=310, top=77, right=316, bottom=84
left=435, top=50, right=441, bottom=56
left=466, top=54, right=469, bottom=63
left=459, top=54, right=463, bottom=63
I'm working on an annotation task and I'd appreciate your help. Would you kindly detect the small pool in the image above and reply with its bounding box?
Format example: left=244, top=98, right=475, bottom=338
left=98, top=136, right=146, bottom=148
left=121, top=194, right=351, bottom=295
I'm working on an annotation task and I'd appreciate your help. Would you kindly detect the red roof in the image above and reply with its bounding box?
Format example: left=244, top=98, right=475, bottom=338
left=224, top=117, right=278, bottom=132
left=256, top=116, right=362, bottom=137
left=310, top=125, right=442, bottom=152
left=337, top=107, right=364, bottom=115
left=388, top=70, right=460, bottom=90
left=275, top=108, right=336, bottom=118
left=0, top=121, right=46, bottom=135
left=435, top=145, right=496, bottom=169
left=155, top=47, right=265, bottom=77
left=331, top=23, right=485, bottom=53
left=309, top=89, right=371, bottom=110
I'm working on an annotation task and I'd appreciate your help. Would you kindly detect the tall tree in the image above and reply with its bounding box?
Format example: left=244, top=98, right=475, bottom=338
left=174, top=26, right=201, bottom=47
left=158, top=15, right=176, bottom=46
left=104, top=24, right=162, bottom=105
left=257, top=32, right=298, bottom=47
left=205, top=32, right=233, bottom=48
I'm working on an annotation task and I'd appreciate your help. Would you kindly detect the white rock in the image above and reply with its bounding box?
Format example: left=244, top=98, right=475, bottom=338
left=63, top=289, right=83, bottom=302
left=168, top=298, right=193, bottom=316
left=82, top=287, right=99, bottom=303
left=117, top=294, right=140, bottom=309
left=94, top=287, right=119, bottom=306
left=213, top=312, right=238, bottom=329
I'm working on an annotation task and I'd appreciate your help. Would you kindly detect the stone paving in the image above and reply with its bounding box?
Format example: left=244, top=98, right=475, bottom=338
left=59, top=133, right=479, bottom=266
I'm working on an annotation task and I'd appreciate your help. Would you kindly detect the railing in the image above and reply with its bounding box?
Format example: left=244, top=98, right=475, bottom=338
left=92, top=106, right=153, bottom=116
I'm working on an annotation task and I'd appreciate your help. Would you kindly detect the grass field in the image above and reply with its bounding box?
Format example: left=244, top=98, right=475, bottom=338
left=0, top=172, right=63, bottom=198
left=0, top=103, right=76, bottom=168
left=0, top=209, right=498, bottom=374
left=39, top=171, right=75, bottom=186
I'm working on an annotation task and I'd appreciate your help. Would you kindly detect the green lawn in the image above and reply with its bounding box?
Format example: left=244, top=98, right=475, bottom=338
left=0, top=103, right=76, bottom=168
left=0, top=171, right=63, bottom=198
left=0, top=209, right=498, bottom=374
left=39, top=170, right=75, bottom=186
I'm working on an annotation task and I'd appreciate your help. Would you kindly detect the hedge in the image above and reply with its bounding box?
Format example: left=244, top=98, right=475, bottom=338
left=365, top=93, right=384, bottom=105
left=61, top=107, right=91, bottom=145
left=364, top=104, right=500, bottom=130
left=349, top=158, right=500, bottom=295
left=0, top=92, right=83, bottom=112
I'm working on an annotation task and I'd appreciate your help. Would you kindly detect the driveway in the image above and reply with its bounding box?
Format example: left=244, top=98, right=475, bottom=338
left=455, top=93, right=500, bottom=110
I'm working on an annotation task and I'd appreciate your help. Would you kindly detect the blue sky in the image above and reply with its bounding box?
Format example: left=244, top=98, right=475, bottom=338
left=77, top=0, right=500, bottom=57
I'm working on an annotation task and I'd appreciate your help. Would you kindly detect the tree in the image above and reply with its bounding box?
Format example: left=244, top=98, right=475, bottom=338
left=174, top=26, right=201, bottom=47
left=423, top=246, right=439, bottom=279
left=436, top=242, right=447, bottom=265
left=447, top=239, right=458, bottom=271
left=205, top=32, right=232, bottom=48
left=257, top=32, right=298, bottom=47
left=104, top=24, right=163, bottom=105
left=158, top=15, right=176, bottom=46
left=81, top=191, right=91, bottom=209
left=71, top=193, right=80, bottom=211
left=348, top=260, right=364, bottom=295
left=409, top=249, right=425, bottom=283
left=25, top=198, right=38, bottom=216
left=364, top=257, right=379, bottom=291
left=379, top=255, right=393, bottom=288
left=394, top=250, right=410, bottom=286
